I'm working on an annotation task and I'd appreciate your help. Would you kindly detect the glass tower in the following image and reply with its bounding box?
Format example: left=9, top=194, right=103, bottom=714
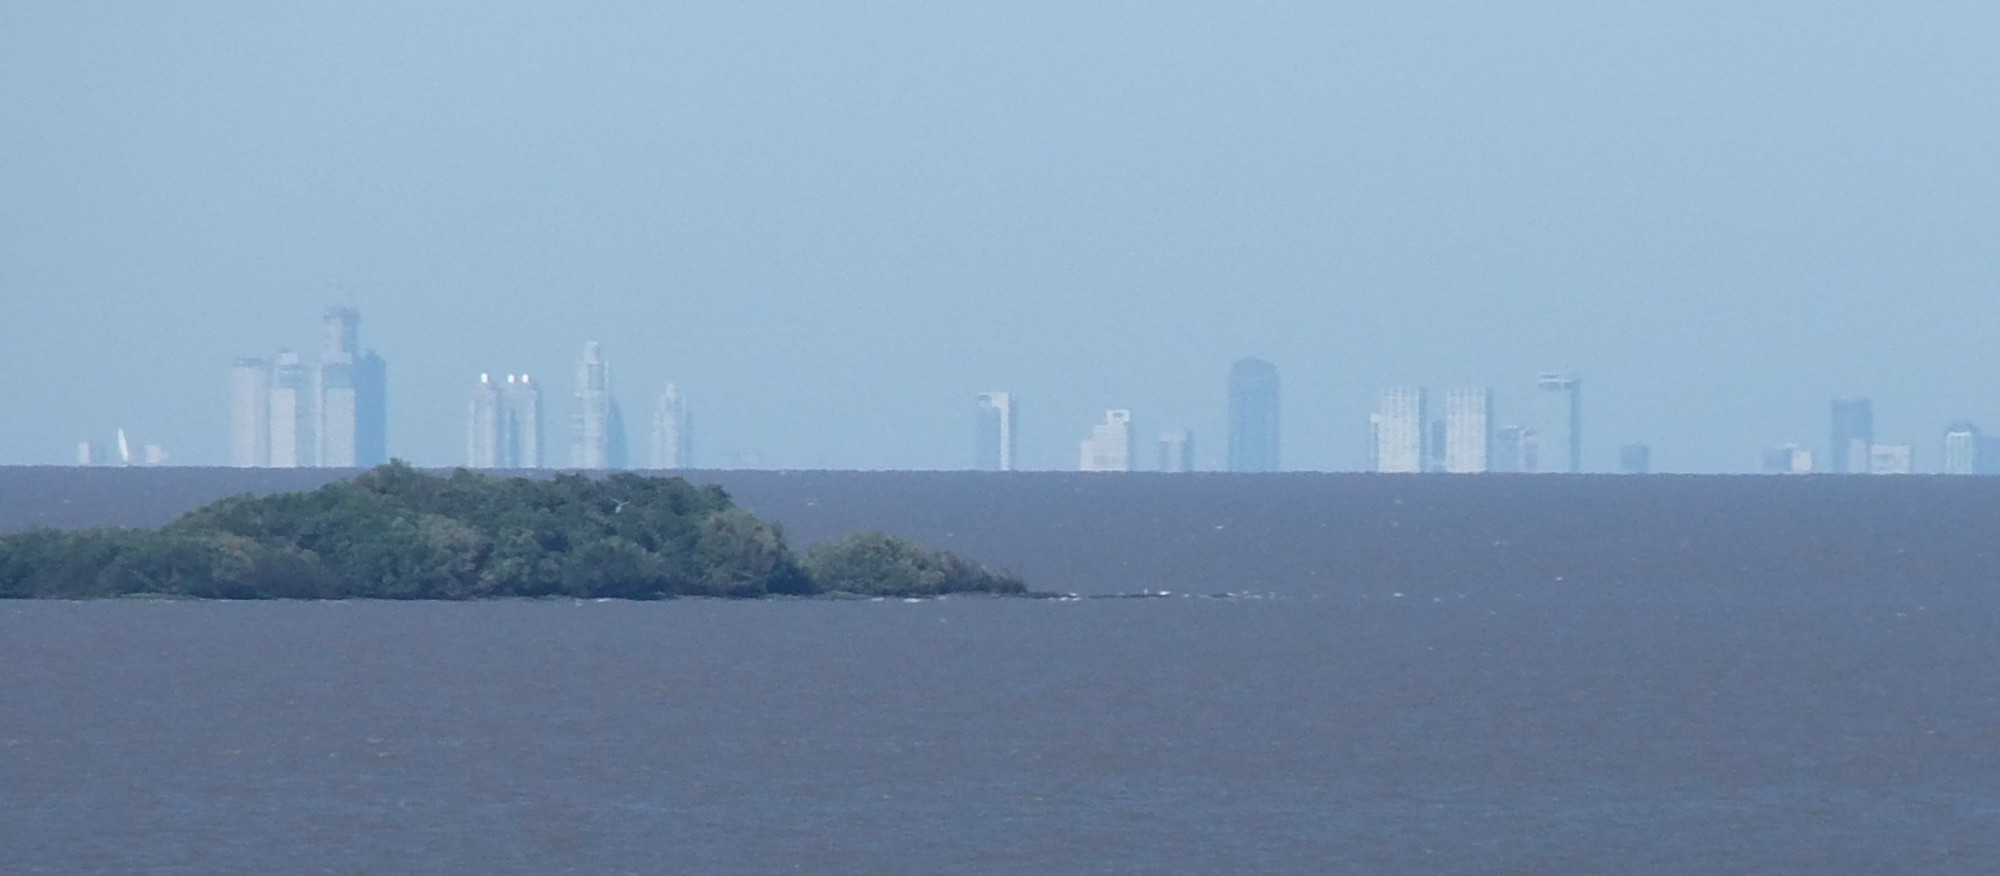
left=1829, top=398, right=1873, bottom=474
left=1533, top=373, right=1582, bottom=473
left=975, top=391, right=1016, bottom=471
left=1226, top=358, right=1280, bottom=473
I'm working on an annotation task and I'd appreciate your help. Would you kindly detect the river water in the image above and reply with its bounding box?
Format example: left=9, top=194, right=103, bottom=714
left=4, top=589, right=1996, bottom=874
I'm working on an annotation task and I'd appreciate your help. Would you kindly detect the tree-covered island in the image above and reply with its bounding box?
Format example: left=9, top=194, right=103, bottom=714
left=0, top=463, right=1026, bottom=600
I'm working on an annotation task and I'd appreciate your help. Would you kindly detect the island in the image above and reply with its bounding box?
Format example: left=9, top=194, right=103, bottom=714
left=0, top=462, right=1026, bottom=600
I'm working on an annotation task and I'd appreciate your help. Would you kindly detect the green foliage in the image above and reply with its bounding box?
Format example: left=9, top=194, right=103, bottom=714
left=803, top=531, right=1026, bottom=596
left=0, top=463, right=1023, bottom=601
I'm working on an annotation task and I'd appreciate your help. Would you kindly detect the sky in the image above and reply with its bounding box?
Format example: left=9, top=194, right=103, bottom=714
left=3, top=2, right=1997, bottom=472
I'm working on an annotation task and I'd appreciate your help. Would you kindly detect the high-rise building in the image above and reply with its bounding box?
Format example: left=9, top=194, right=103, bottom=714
left=1079, top=409, right=1134, bottom=472
left=354, top=350, right=388, bottom=467
left=607, top=401, right=629, bottom=470
left=468, top=374, right=503, bottom=468
left=1829, top=398, right=1873, bottom=474
left=501, top=374, right=543, bottom=469
left=229, top=358, right=271, bottom=467
left=1157, top=430, right=1193, bottom=473
left=1533, top=373, right=1581, bottom=473
left=1372, top=387, right=1427, bottom=473
left=572, top=341, right=615, bottom=469
left=975, top=391, right=1016, bottom=471
left=316, top=306, right=358, bottom=468
left=650, top=382, right=690, bottom=469
left=1942, top=422, right=1979, bottom=475
left=1226, top=358, right=1280, bottom=473
left=1869, top=443, right=1912, bottom=475
left=268, top=351, right=312, bottom=468
left=1619, top=443, right=1652, bottom=474
left=1492, top=426, right=1534, bottom=473
left=314, top=306, right=387, bottom=468
left=1442, top=388, right=1492, bottom=473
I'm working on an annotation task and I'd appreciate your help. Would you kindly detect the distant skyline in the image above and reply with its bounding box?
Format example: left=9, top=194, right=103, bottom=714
left=6, top=5, right=2000, bottom=471
left=69, top=305, right=2000, bottom=474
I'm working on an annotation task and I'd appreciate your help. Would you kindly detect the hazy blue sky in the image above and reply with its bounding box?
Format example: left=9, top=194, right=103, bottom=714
left=4, top=3, right=1996, bottom=471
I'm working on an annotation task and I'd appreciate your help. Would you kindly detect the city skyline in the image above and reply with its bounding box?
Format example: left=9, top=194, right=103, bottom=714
left=10, top=5, right=2000, bottom=474
left=192, top=315, right=2000, bottom=476
left=60, top=305, right=2000, bottom=475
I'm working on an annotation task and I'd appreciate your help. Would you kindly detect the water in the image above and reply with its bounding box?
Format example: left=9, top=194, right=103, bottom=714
left=5, top=592, right=1997, bottom=874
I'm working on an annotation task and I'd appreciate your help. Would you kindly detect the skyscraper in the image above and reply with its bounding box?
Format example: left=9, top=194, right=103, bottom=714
left=650, top=382, right=690, bottom=469
left=1157, top=430, right=1193, bottom=473
left=1079, top=409, right=1134, bottom=472
left=315, top=306, right=387, bottom=468
left=1442, top=388, right=1492, bottom=473
left=571, top=342, right=615, bottom=469
left=1492, top=426, right=1533, bottom=473
left=1226, top=358, right=1280, bottom=473
left=228, top=357, right=271, bottom=467
left=975, top=391, right=1016, bottom=471
left=1533, top=373, right=1581, bottom=473
left=354, top=350, right=388, bottom=467
left=501, top=374, right=543, bottom=468
left=1829, top=398, right=1874, bottom=474
left=607, top=401, right=629, bottom=470
left=1942, top=421, right=1979, bottom=475
left=467, top=374, right=503, bottom=468
left=316, top=306, right=358, bottom=468
left=268, top=351, right=312, bottom=468
left=1372, top=387, right=1427, bottom=473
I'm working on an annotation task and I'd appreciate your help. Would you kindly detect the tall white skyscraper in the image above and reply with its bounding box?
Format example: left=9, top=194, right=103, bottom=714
left=1534, top=373, right=1582, bottom=473
left=310, top=306, right=387, bottom=467
left=1372, top=387, right=1427, bottom=473
left=1943, top=422, right=1979, bottom=475
left=572, top=341, right=615, bottom=469
left=975, top=391, right=1015, bottom=471
left=316, top=306, right=359, bottom=468
left=268, top=351, right=312, bottom=468
left=503, top=374, right=543, bottom=469
left=229, top=358, right=271, bottom=467
left=1079, top=409, right=1134, bottom=472
left=650, top=382, right=690, bottom=469
left=1442, top=388, right=1492, bottom=473
left=468, top=374, right=503, bottom=468
left=1157, top=430, right=1193, bottom=473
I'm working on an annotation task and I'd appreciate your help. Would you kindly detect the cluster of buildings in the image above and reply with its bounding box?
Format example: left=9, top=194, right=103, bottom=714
left=202, top=308, right=1998, bottom=475
left=73, top=428, right=168, bottom=467
left=1762, top=398, right=1997, bottom=475
left=227, top=306, right=389, bottom=469
left=1365, top=374, right=1587, bottom=474
left=462, top=340, right=688, bottom=471
left=981, top=361, right=1600, bottom=475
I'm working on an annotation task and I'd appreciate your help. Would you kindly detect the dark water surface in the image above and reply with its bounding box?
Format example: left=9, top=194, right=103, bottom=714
left=6, top=593, right=1998, bottom=874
